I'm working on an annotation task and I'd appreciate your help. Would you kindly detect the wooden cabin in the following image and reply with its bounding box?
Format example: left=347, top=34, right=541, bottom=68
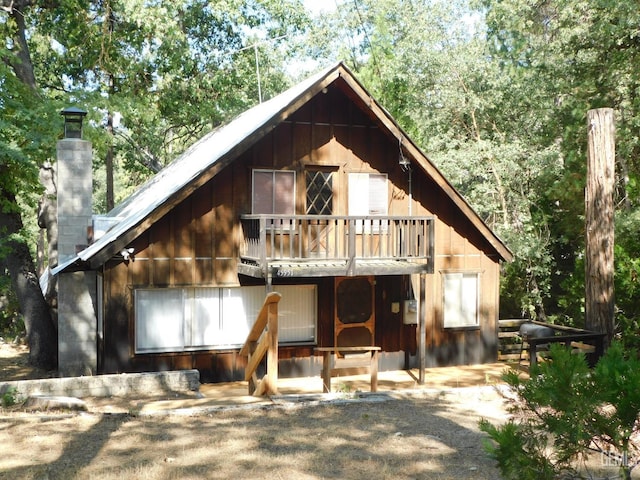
left=54, top=62, right=512, bottom=383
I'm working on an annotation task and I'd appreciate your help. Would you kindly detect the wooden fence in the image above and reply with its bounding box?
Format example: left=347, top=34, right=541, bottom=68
left=498, top=319, right=606, bottom=367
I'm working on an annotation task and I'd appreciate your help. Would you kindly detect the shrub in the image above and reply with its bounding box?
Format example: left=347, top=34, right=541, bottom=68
left=480, top=342, right=640, bottom=480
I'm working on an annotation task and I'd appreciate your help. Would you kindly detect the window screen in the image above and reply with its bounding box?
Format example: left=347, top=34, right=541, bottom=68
left=443, top=272, right=479, bottom=328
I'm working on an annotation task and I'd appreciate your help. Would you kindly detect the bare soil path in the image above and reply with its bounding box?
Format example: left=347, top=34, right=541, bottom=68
left=0, top=340, right=510, bottom=480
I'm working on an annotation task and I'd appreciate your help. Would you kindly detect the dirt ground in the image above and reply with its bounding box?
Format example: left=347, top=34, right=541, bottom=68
left=0, top=340, right=515, bottom=480
left=0, top=341, right=628, bottom=479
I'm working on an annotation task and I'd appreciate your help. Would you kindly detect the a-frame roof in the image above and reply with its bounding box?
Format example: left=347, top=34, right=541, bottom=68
left=54, top=61, right=511, bottom=274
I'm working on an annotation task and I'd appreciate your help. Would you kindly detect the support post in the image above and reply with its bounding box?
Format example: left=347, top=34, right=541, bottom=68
left=418, top=273, right=426, bottom=384
left=247, top=341, right=257, bottom=395
left=265, top=299, right=279, bottom=395
left=585, top=108, right=615, bottom=349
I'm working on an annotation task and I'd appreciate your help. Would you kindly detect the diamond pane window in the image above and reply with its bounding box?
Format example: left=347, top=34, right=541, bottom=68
left=306, top=170, right=333, bottom=215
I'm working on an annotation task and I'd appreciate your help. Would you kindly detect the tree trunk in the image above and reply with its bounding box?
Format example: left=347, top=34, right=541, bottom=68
left=0, top=194, right=57, bottom=370
left=2, top=3, right=38, bottom=92
left=585, top=108, right=615, bottom=348
left=38, top=162, right=58, bottom=325
left=2, top=0, right=58, bottom=369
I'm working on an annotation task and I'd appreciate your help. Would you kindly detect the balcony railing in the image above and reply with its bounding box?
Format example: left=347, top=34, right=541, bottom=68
left=239, top=215, right=435, bottom=277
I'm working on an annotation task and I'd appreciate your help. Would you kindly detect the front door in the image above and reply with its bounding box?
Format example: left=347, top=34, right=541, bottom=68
left=334, top=276, right=375, bottom=348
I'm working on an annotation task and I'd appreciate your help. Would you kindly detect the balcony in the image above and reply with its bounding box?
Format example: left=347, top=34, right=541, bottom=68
left=239, top=215, right=435, bottom=279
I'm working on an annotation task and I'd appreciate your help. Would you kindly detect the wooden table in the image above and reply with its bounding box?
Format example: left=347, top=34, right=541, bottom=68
left=315, top=346, right=381, bottom=393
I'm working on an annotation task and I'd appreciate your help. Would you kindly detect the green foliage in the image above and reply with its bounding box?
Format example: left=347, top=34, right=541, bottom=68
left=0, top=273, right=24, bottom=340
left=332, top=0, right=640, bottom=329
left=479, top=419, right=557, bottom=480
left=613, top=209, right=640, bottom=350
left=1, top=387, right=19, bottom=408
left=481, top=343, right=640, bottom=479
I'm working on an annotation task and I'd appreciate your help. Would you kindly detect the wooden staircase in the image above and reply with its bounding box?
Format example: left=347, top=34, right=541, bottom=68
left=239, top=292, right=281, bottom=396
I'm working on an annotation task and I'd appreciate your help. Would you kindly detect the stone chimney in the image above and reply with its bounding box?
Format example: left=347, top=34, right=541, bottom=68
left=56, top=107, right=97, bottom=376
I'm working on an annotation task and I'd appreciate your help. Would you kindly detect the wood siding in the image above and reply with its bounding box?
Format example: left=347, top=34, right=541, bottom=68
left=100, top=81, right=502, bottom=381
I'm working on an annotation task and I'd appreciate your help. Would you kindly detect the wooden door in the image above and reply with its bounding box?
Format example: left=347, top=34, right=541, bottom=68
left=334, top=276, right=375, bottom=348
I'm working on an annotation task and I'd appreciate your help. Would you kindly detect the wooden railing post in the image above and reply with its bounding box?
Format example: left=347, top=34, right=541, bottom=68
left=264, top=299, right=279, bottom=394
left=259, top=216, right=267, bottom=277
left=239, top=292, right=281, bottom=396
left=347, top=218, right=356, bottom=275
left=239, top=215, right=436, bottom=276
left=247, top=340, right=257, bottom=395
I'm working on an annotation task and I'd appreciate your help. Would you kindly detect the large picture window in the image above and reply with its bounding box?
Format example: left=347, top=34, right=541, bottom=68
left=135, top=285, right=316, bottom=353
left=443, top=272, right=480, bottom=329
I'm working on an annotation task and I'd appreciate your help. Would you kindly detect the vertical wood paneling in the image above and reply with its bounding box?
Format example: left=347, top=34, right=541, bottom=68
left=292, top=123, right=311, bottom=165
left=174, top=199, right=193, bottom=258
left=193, top=182, right=213, bottom=259
left=100, top=80, right=505, bottom=378
left=213, top=168, right=234, bottom=259
left=274, top=123, right=291, bottom=168
left=153, top=259, right=171, bottom=286
left=130, top=258, right=149, bottom=286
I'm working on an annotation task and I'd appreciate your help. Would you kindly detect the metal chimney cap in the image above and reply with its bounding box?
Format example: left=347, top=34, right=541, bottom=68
left=60, top=106, right=87, bottom=139
left=60, top=106, right=88, bottom=117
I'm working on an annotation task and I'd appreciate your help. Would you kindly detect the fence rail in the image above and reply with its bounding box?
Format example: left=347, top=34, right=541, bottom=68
left=240, top=215, right=435, bottom=267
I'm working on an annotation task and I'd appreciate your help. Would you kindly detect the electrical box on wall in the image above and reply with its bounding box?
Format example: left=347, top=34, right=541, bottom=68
left=403, top=299, right=418, bottom=325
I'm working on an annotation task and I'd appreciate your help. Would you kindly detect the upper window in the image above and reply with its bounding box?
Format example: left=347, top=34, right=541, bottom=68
left=443, top=272, right=480, bottom=329
left=135, top=285, right=317, bottom=353
left=348, top=173, right=388, bottom=216
left=252, top=170, right=295, bottom=215
left=348, top=173, right=388, bottom=233
left=306, top=170, right=333, bottom=215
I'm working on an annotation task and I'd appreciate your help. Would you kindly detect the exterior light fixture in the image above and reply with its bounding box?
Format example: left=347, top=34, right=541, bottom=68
left=398, top=137, right=413, bottom=215
left=399, top=150, right=410, bottom=169
left=398, top=138, right=411, bottom=171
left=60, top=106, right=87, bottom=139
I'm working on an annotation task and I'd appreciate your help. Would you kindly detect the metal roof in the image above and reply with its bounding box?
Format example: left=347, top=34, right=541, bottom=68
left=52, top=62, right=344, bottom=275
left=53, top=61, right=512, bottom=275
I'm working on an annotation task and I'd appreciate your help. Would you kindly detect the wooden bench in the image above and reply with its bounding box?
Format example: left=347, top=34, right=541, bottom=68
left=315, top=346, right=381, bottom=393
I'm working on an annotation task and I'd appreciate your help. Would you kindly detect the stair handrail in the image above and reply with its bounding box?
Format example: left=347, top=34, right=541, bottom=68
left=239, top=291, right=281, bottom=396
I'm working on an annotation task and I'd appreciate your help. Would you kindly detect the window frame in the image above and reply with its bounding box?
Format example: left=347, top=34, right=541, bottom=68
left=441, top=270, right=481, bottom=329
left=134, top=285, right=317, bottom=354
left=251, top=169, right=296, bottom=216
left=348, top=172, right=389, bottom=233
left=305, top=169, right=334, bottom=215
